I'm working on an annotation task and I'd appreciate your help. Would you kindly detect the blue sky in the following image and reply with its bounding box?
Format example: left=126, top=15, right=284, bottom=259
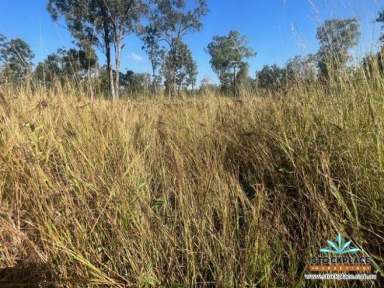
left=0, top=0, right=383, bottom=83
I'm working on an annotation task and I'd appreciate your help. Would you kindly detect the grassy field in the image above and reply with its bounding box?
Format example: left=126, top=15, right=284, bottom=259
left=0, top=76, right=383, bottom=287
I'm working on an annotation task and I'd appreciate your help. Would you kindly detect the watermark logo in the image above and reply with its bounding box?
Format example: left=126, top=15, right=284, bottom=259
left=319, top=234, right=360, bottom=255
left=305, top=233, right=377, bottom=281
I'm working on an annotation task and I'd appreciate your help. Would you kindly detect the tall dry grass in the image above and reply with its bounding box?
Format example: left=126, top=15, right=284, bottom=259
left=0, top=73, right=383, bottom=287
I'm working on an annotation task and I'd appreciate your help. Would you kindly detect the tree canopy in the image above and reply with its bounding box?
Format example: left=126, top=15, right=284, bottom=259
left=142, top=0, right=208, bottom=96
left=376, top=9, right=384, bottom=44
left=1, top=2, right=379, bottom=98
left=35, top=48, right=98, bottom=85
left=0, top=37, right=34, bottom=83
left=316, top=18, right=360, bottom=80
left=207, top=31, right=255, bottom=94
left=47, top=0, right=147, bottom=100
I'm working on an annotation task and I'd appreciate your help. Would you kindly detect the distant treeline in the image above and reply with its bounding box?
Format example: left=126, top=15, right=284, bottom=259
left=1, top=1, right=384, bottom=98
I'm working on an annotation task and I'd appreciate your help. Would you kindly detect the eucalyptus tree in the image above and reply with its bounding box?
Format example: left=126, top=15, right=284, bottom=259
left=0, top=34, right=7, bottom=71
left=376, top=10, right=384, bottom=44
left=34, top=53, right=62, bottom=84
left=122, top=70, right=151, bottom=94
left=0, top=34, right=6, bottom=55
left=256, top=65, right=286, bottom=91
left=140, top=25, right=165, bottom=92
left=162, top=38, right=197, bottom=93
left=47, top=0, right=147, bottom=100
left=207, top=31, right=255, bottom=95
left=316, top=19, right=360, bottom=80
left=35, top=48, right=98, bottom=85
left=286, top=55, right=318, bottom=83
left=142, top=0, right=208, bottom=96
left=0, top=37, right=34, bottom=83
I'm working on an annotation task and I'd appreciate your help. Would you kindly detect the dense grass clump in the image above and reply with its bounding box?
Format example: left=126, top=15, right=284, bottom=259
left=0, top=78, right=383, bottom=287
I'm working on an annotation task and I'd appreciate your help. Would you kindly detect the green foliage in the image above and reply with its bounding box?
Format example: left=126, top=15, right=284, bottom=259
left=47, top=0, right=147, bottom=99
left=207, top=31, right=255, bottom=93
left=122, top=70, right=151, bottom=94
left=34, top=48, right=98, bottom=85
left=148, top=0, right=208, bottom=39
left=143, top=0, right=208, bottom=95
left=34, top=53, right=62, bottom=84
left=256, top=65, right=287, bottom=91
left=139, top=24, right=166, bottom=91
left=0, top=33, right=7, bottom=80
left=0, top=37, right=34, bottom=83
left=285, top=55, right=318, bottom=83
left=96, top=68, right=151, bottom=95
left=0, top=33, right=6, bottom=57
left=47, top=0, right=146, bottom=49
left=256, top=55, right=318, bottom=92
left=61, top=48, right=97, bottom=74
left=316, top=19, right=360, bottom=80
left=376, top=9, right=384, bottom=43
left=162, top=39, right=197, bottom=92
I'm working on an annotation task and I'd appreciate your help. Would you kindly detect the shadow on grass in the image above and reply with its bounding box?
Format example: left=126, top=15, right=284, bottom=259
left=0, top=262, right=57, bottom=288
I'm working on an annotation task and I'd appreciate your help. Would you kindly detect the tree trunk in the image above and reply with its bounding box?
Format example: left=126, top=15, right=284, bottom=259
left=167, top=40, right=177, bottom=97
left=114, top=39, right=121, bottom=101
left=151, top=67, right=157, bottom=94
left=100, top=1, right=115, bottom=100
left=107, top=44, right=116, bottom=100
left=233, top=66, right=237, bottom=97
left=88, top=69, right=94, bottom=101
left=104, top=35, right=115, bottom=100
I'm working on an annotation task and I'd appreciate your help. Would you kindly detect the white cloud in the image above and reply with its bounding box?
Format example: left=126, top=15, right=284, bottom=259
left=128, top=52, right=143, bottom=62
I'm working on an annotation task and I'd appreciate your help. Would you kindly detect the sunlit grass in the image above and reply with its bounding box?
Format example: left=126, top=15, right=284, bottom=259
left=0, top=74, right=383, bottom=287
